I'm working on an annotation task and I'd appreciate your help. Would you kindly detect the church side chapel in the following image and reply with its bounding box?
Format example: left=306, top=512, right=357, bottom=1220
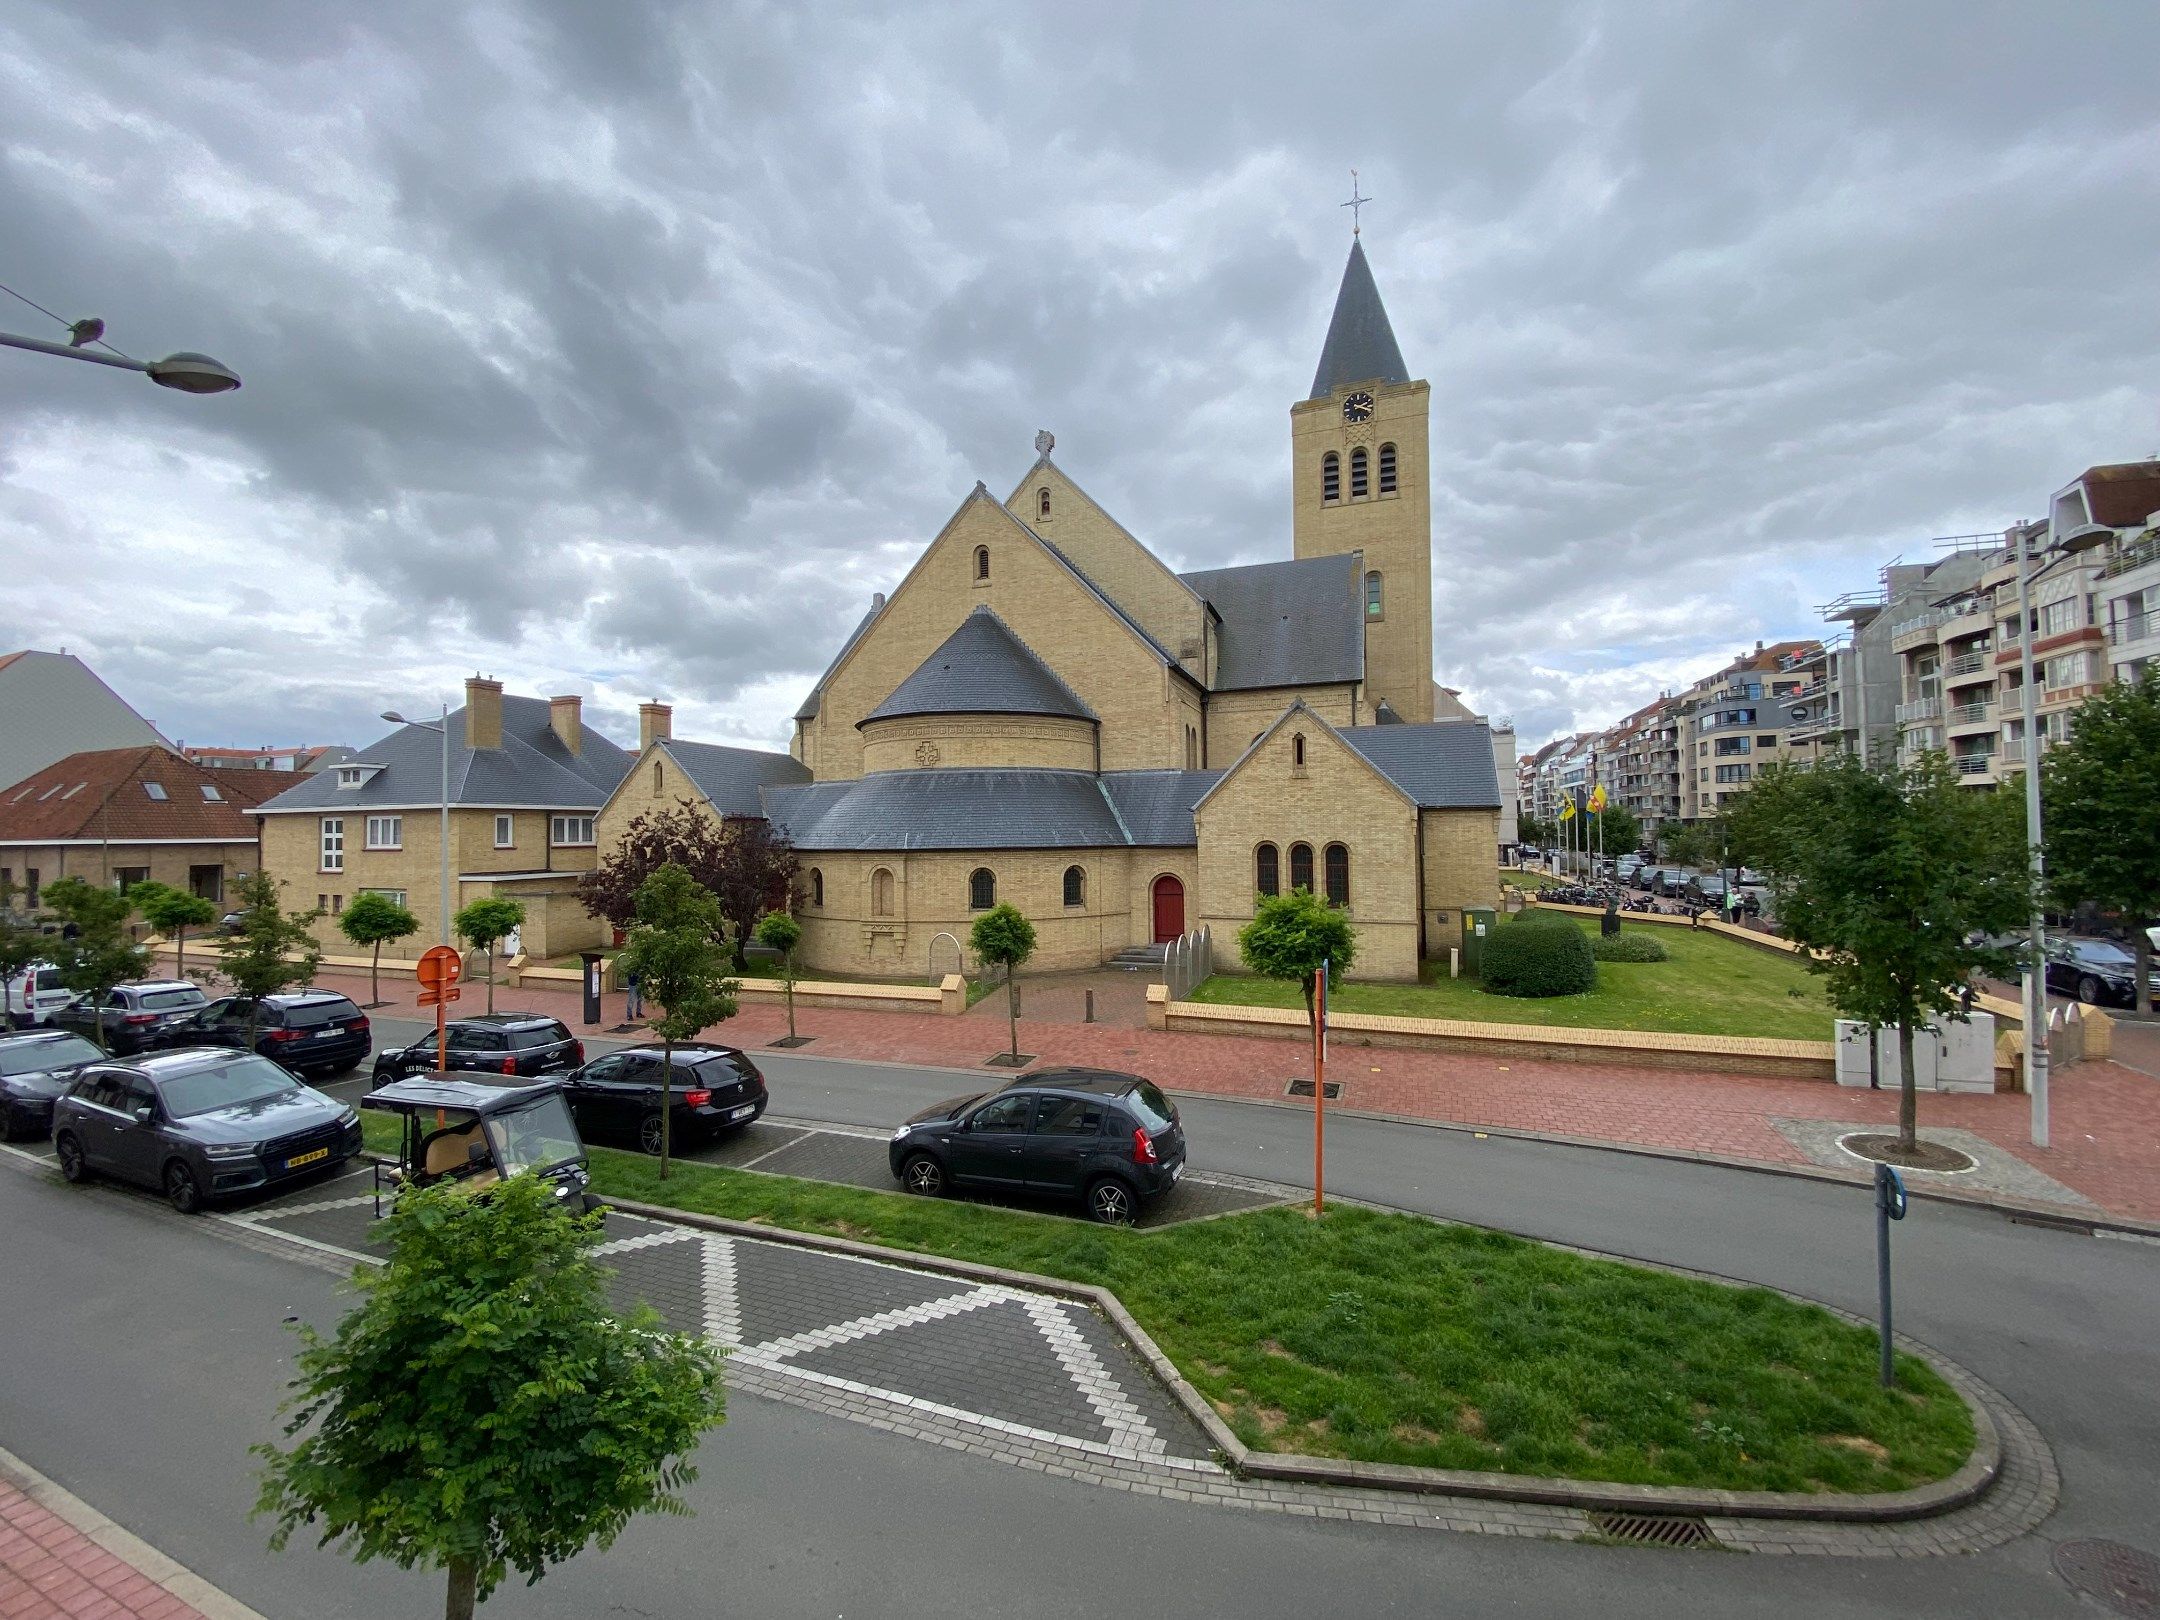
left=597, top=228, right=1502, bottom=982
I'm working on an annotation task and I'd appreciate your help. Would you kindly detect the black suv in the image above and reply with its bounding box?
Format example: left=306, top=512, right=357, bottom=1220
left=0, top=1028, right=105, bottom=1140
left=889, top=1069, right=1186, bottom=1224
left=154, top=992, right=372, bottom=1080
left=370, top=1014, right=584, bottom=1087
left=562, top=1043, right=767, bottom=1154
left=48, top=980, right=209, bottom=1055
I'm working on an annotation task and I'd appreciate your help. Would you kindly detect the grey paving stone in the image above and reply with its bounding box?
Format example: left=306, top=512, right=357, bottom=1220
left=676, top=1121, right=811, bottom=1169
left=731, top=1237, right=976, bottom=1349
left=1053, top=1302, right=1213, bottom=1458
left=747, top=1130, right=896, bottom=1190
left=1769, top=1116, right=2095, bottom=1208
left=599, top=1238, right=708, bottom=1336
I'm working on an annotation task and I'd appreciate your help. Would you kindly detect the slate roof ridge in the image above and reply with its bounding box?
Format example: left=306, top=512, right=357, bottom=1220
left=1311, top=237, right=1412, bottom=398
left=863, top=604, right=1098, bottom=726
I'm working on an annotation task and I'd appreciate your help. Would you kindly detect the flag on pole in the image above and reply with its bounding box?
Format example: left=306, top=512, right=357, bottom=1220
left=1588, top=784, right=1608, bottom=814
left=1558, top=796, right=1577, bottom=822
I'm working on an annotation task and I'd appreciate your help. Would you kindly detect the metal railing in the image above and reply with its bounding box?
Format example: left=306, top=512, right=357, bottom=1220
left=2107, top=613, right=2153, bottom=645
left=1894, top=697, right=1943, bottom=723
left=1955, top=756, right=1995, bottom=776
left=1161, top=925, right=1213, bottom=1001
left=1947, top=702, right=1994, bottom=727
left=2101, top=532, right=2160, bottom=579
left=1944, top=651, right=1992, bottom=677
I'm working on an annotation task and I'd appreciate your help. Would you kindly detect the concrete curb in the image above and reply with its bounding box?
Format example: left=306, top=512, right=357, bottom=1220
left=0, top=1441, right=268, bottom=1620
left=597, top=1194, right=2007, bottom=1523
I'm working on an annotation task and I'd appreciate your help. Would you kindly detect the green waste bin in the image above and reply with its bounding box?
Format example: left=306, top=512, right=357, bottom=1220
left=1461, top=908, right=1498, bottom=977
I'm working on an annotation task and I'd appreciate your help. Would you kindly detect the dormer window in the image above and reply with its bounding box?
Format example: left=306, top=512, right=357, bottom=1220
left=335, top=764, right=385, bottom=790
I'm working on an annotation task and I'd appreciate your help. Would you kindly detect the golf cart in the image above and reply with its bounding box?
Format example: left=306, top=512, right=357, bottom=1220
left=362, top=1075, right=600, bottom=1216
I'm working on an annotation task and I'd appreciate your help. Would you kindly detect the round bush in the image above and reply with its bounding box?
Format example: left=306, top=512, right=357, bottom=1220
left=1591, top=932, right=1669, bottom=963
left=1481, top=922, right=1596, bottom=997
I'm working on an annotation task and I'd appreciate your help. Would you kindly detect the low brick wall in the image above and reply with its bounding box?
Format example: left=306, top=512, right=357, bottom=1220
left=510, top=963, right=967, bottom=1017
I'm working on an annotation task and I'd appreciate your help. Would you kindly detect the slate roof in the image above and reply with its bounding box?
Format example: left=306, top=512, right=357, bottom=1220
left=762, top=770, right=1129, bottom=851
left=1178, top=555, right=1365, bottom=690
left=1338, top=722, right=1503, bottom=809
left=0, top=747, right=301, bottom=842
left=1098, top=770, right=1224, bottom=846
left=863, top=606, right=1097, bottom=726
left=1311, top=239, right=1411, bottom=398
left=660, top=740, right=811, bottom=817
left=257, top=696, right=632, bottom=814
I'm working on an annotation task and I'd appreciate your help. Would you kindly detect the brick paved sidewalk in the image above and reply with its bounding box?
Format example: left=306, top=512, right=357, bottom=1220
left=274, top=961, right=2160, bottom=1223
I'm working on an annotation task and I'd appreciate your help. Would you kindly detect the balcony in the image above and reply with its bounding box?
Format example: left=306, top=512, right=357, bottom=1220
left=1946, top=701, right=1995, bottom=733
left=1895, top=697, right=1943, bottom=724
left=2101, top=532, right=2160, bottom=580
left=2108, top=613, right=2154, bottom=646
left=1943, top=653, right=1993, bottom=686
left=1891, top=610, right=1948, bottom=650
left=1955, top=756, right=1996, bottom=777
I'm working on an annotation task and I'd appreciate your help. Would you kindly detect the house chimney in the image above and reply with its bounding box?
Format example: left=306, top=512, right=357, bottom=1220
left=465, top=675, right=504, bottom=750
left=639, top=701, right=673, bottom=753
left=872, top=591, right=887, bottom=612
left=549, top=694, right=583, bottom=757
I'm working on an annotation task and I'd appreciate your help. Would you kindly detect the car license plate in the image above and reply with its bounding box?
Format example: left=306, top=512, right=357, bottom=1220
left=730, top=1104, right=756, bottom=1121
left=1170, top=1161, right=1184, bottom=1182
left=315, top=1028, right=343, bottom=1039
left=285, top=1147, right=330, bottom=1169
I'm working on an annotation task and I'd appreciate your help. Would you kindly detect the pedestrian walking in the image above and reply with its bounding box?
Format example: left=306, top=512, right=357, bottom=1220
left=624, top=967, right=643, bottom=1021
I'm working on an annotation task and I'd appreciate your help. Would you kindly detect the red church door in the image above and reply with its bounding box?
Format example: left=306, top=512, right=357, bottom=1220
left=1151, top=875, right=1185, bottom=943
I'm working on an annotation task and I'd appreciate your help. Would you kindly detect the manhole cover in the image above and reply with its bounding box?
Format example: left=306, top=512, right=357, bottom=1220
left=1837, top=1132, right=1976, bottom=1174
left=1285, top=1079, right=1342, bottom=1100
left=2054, top=1539, right=2160, bottom=1617
left=1586, top=1511, right=1716, bottom=1548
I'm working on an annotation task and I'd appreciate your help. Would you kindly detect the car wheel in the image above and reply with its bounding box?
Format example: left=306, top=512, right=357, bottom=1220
left=163, top=1160, right=203, bottom=1215
left=900, top=1153, right=946, bottom=1197
left=2078, top=975, right=2104, bottom=1006
left=637, top=1113, right=667, bottom=1156
left=1085, top=1177, right=1136, bottom=1226
left=54, top=1133, right=89, bottom=1183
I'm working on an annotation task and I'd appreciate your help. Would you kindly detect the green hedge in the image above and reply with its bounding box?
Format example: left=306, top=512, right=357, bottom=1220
left=1482, top=920, right=1597, bottom=997
left=1592, top=932, right=1669, bottom=963
left=1510, top=908, right=1584, bottom=930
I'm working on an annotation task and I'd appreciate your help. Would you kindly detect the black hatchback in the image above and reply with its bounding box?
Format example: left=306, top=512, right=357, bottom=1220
left=0, top=1028, right=105, bottom=1141
left=154, top=991, right=372, bottom=1080
left=369, top=1014, right=584, bottom=1086
left=889, top=1069, right=1186, bottom=1224
left=562, top=1043, right=767, bottom=1154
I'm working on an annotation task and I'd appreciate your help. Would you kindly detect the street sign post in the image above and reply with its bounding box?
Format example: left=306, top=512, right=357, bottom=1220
left=1874, top=1161, right=1908, bottom=1388
left=1312, top=957, right=1329, bottom=1217
left=415, top=946, right=464, bottom=1074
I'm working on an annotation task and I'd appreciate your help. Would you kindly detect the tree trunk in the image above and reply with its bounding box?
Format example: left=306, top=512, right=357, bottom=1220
left=370, top=941, right=381, bottom=1008
left=1006, top=964, right=1019, bottom=1060
left=174, top=924, right=187, bottom=986
left=445, top=1556, right=477, bottom=1620
left=659, top=1038, right=674, bottom=1182
left=1897, top=1016, right=1918, bottom=1152
left=1867, top=1022, right=1880, bottom=1091
left=2136, top=925, right=2152, bottom=1017
left=484, top=947, right=496, bottom=1014
left=785, top=953, right=796, bottom=1040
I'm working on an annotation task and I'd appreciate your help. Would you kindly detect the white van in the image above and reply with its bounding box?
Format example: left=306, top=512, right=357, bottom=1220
left=4, top=963, right=74, bottom=1026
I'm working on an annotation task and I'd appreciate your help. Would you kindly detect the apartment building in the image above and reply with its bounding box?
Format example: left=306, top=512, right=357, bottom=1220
left=1677, top=641, right=1818, bottom=821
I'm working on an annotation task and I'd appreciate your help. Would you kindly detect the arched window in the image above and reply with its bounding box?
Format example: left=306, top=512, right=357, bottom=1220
left=1062, top=864, right=1085, bottom=907
left=871, top=866, right=894, bottom=917
left=1037, top=487, right=1051, bottom=519
left=1349, top=446, right=1369, bottom=499
left=1289, top=843, right=1314, bottom=893
left=969, top=867, right=995, bottom=910
left=1184, top=724, right=1198, bottom=769
left=1378, top=442, right=1397, bottom=494
left=651, top=760, right=664, bottom=795
left=1325, top=843, right=1350, bottom=905
left=810, top=868, right=824, bottom=908
left=973, top=545, right=990, bottom=581
left=1291, top=733, right=1306, bottom=768
left=1255, top=843, right=1279, bottom=897
left=1365, top=570, right=1384, bottom=620
left=1321, top=452, right=1341, bottom=503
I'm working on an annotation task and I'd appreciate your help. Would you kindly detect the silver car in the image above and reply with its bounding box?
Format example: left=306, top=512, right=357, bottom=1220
left=52, top=1047, right=362, bottom=1213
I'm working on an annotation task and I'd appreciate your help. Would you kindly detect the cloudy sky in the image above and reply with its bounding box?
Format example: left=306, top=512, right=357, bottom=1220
left=3, top=2, right=2156, bottom=756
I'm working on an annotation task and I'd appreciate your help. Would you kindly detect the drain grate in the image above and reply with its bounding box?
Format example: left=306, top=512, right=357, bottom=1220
left=1586, top=1511, right=1716, bottom=1548
left=1285, top=1079, right=1342, bottom=1100
left=2054, top=1539, right=2160, bottom=1618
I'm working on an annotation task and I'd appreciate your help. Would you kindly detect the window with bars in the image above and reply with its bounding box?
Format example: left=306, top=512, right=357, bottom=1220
left=1062, top=865, right=1084, bottom=907
left=1321, top=452, right=1340, bottom=502
left=320, top=818, right=344, bottom=872
left=1378, top=442, right=1397, bottom=493
left=969, top=868, right=995, bottom=910
left=810, top=868, right=824, bottom=907
left=974, top=545, right=990, bottom=581
left=1349, top=447, right=1369, bottom=498
left=1365, top=570, right=1383, bottom=620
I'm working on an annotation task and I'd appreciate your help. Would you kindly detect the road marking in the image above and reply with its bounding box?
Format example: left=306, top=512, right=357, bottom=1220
left=735, top=1131, right=819, bottom=1170
left=1021, top=1296, right=1168, bottom=1456
left=701, top=1236, right=742, bottom=1344
left=747, top=1285, right=1010, bottom=1362
left=234, top=1192, right=378, bottom=1223
left=592, top=1226, right=701, bottom=1257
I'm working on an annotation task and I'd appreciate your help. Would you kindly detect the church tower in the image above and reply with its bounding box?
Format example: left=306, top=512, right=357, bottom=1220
left=1291, top=237, right=1435, bottom=724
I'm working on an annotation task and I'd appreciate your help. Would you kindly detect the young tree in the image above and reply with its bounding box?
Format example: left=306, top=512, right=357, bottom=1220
left=753, top=909, right=804, bottom=1043
left=337, top=892, right=421, bottom=1008
left=133, top=881, right=218, bottom=985
left=41, top=878, right=152, bottom=1051
left=1237, top=888, right=1358, bottom=1033
left=2042, top=671, right=2160, bottom=1013
left=1660, top=822, right=1714, bottom=873
left=221, top=871, right=326, bottom=1046
left=615, top=864, right=738, bottom=1179
left=579, top=807, right=796, bottom=969
left=1729, top=753, right=2030, bottom=1151
left=453, top=897, right=526, bottom=1016
left=1598, top=802, right=1643, bottom=858
left=969, top=903, right=1036, bottom=1063
left=254, top=1173, right=726, bottom=1620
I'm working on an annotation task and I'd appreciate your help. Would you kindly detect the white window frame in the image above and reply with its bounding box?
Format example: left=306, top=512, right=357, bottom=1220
left=320, top=817, right=345, bottom=873
left=364, top=815, right=403, bottom=851
left=494, top=814, right=514, bottom=849
left=358, top=887, right=408, bottom=909
left=550, top=814, right=595, bottom=848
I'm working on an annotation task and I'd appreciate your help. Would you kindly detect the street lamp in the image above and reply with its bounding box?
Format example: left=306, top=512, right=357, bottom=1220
left=382, top=704, right=452, bottom=947
left=0, top=329, right=241, bottom=393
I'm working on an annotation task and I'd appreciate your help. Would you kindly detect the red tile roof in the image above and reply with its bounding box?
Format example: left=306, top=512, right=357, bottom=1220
left=0, top=747, right=301, bottom=843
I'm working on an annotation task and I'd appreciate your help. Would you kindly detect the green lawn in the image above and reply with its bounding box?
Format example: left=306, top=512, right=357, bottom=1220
left=357, top=1113, right=1968, bottom=1493
left=1188, top=917, right=1834, bottom=1040
left=1498, top=866, right=1556, bottom=890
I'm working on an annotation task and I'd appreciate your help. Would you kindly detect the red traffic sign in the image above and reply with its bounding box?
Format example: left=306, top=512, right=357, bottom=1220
left=415, top=945, right=463, bottom=991
left=416, top=986, right=463, bottom=1008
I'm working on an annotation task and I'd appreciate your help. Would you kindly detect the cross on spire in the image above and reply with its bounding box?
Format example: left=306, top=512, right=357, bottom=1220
left=1341, top=169, right=1371, bottom=237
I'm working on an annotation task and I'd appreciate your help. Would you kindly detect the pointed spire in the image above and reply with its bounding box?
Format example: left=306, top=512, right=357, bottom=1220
left=1310, top=238, right=1409, bottom=398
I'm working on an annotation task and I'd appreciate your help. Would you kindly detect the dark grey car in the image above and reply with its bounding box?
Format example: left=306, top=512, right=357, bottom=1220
left=0, top=1029, right=104, bottom=1141
left=51, top=1047, right=363, bottom=1213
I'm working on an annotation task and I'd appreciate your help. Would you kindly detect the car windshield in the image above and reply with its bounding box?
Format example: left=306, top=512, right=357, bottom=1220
left=158, top=1054, right=303, bottom=1117
left=486, top=1095, right=583, bottom=1175
left=0, top=1034, right=101, bottom=1075
left=139, top=988, right=205, bottom=1012
left=1125, top=1080, right=1178, bottom=1132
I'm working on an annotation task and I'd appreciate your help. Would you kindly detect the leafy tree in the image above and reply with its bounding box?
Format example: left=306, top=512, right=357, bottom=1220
left=41, top=878, right=151, bottom=1050
left=615, top=865, right=738, bottom=1179
left=753, top=909, right=804, bottom=1042
left=453, top=897, right=525, bottom=1016
left=2042, top=671, right=2160, bottom=1013
left=133, top=881, right=217, bottom=985
left=1596, top=802, right=1643, bottom=858
left=578, top=807, right=796, bottom=972
left=1660, top=822, right=1716, bottom=873
left=1728, top=753, right=2031, bottom=1150
left=1516, top=814, right=1554, bottom=850
left=0, top=877, right=51, bottom=1030
left=337, top=892, right=420, bottom=1008
left=968, top=903, right=1036, bottom=1063
left=220, top=871, right=326, bottom=1046
left=1236, top=887, right=1358, bottom=1033
left=253, top=1173, right=726, bottom=1620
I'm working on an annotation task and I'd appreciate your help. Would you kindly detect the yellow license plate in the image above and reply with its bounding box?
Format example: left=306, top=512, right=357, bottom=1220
left=285, top=1147, right=330, bottom=1169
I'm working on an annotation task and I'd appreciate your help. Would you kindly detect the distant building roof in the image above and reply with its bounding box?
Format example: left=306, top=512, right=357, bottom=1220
left=182, top=744, right=354, bottom=773
left=1310, top=238, right=1411, bottom=398
left=1178, top=555, right=1365, bottom=690
left=659, top=740, right=811, bottom=818
left=863, top=606, right=1096, bottom=726
left=0, top=746, right=300, bottom=843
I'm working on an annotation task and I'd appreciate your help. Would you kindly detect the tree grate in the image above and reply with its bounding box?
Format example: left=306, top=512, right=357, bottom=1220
left=2053, top=1539, right=2160, bottom=1617
left=1285, top=1079, right=1342, bottom=1100
left=1586, top=1511, right=1716, bottom=1548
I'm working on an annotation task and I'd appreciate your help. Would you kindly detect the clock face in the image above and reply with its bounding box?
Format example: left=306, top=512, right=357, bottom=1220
left=1342, top=391, right=1375, bottom=423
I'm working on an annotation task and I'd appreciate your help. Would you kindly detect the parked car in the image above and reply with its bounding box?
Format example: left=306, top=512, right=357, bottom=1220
left=47, top=980, right=209, bottom=1055
left=1615, top=855, right=1644, bottom=880
left=216, top=911, right=247, bottom=935
left=370, top=1014, right=584, bottom=1086
left=1688, top=873, right=1730, bottom=905
left=0, top=1028, right=104, bottom=1141
left=51, top=1047, right=362, bottom=1212
left=2045, top=938, right=2160, bottom=1008
left=561, top=1042, right=767, bottom=1154
left=153, top=991, right=372, bottom=1079
left=3, top=962, right=74, bottom=1027
left=890, top=1069, right=1187, bottom=1225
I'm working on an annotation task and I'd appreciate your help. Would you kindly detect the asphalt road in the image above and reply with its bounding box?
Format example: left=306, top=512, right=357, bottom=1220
left=2, top=1024, right=2151, bottom=1616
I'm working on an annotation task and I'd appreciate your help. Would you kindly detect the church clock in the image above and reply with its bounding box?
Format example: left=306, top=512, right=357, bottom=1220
left=1341, top=390, right=1375, bottom=423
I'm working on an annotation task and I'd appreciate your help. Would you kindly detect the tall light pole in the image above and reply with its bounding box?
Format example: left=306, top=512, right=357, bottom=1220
left=382, top=704, right=452, bottom=946
left=2012, top=524, right=2051, bottom=1149
left=1, top=330, right=240, bottom=393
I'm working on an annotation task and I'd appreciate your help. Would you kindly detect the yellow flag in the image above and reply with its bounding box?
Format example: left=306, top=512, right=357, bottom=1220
left=1558, top=797, right=1577, bottom=822
left=1588, top=784, right=1608, bottom=813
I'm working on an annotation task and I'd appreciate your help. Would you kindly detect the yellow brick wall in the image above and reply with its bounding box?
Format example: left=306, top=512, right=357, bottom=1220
left=1203, top=684, right=1358, bottom=766
left=1418, top=808, right=1501, bottom=955
left=859, top=713, right=1097, bottom=774
left=15, top=841, right=257, bottom=907
left=1192, top=718, right=1422, bottom=981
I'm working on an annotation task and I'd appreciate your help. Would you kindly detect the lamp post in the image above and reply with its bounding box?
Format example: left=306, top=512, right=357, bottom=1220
left=382, top=704, right=452, bottom=947
left=0, top=330, right=240, bottom=393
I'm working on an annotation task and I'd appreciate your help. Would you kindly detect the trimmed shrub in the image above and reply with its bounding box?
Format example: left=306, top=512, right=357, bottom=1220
left=1509, top=908, right=1583, bottom=930
left=1592, top=933, right=1669, bottom=963
left=1481, top=922, right=1596, bottom=998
